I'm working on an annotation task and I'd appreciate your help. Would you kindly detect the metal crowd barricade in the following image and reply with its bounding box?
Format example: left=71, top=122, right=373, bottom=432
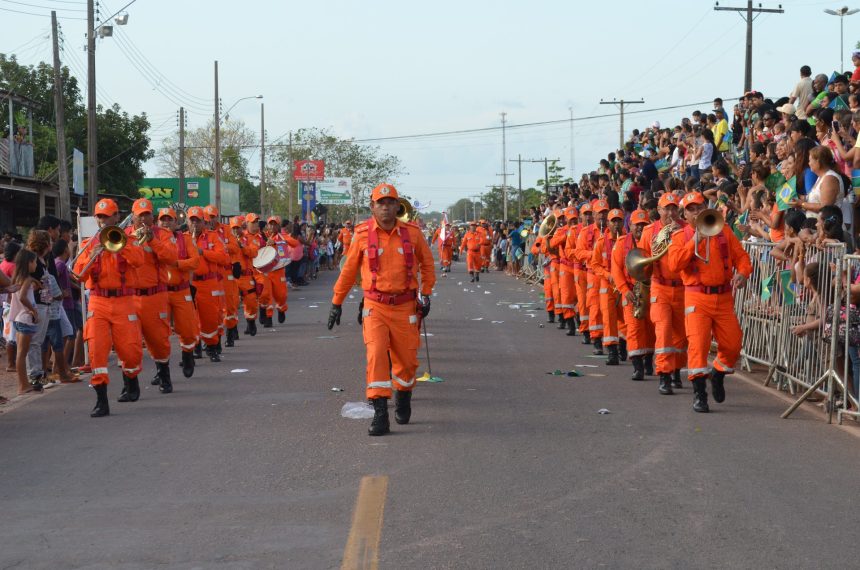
left=838, top=254, right=860, bottom=424
left=734, top=241, right=783, bottom=373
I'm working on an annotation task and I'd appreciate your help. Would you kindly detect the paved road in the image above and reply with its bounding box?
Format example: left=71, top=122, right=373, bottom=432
left=2, top=259, right=859, bottom=569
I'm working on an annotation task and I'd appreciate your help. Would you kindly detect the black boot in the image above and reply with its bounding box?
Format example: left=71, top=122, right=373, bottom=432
left=475, top=272, right=479, bottom=282
left=630, top=356, right=645, bottom=381
left=394, top=390, right=412, bottom=425
left=709, top=370, right=726, bottom=403
left=658, top=373, right=674, bottom=395
left=193, top=342, right=203, bottom=360
left=181, top=350, right=195, bottom=378
left=206, top=345, right=221, bottom=363
left=157, top=362, right=173, bottom=394
left=368, top=397, right=390, bottom=436
left=581, top=330, right=591, bottom=345
left=117, top=375, right=130, bottom=402
left=278, top=310, right=286, bottom=323
left=566, top=318, right=577, bottom=336
left=547, top=311, right=555, bottom=324
left=470, top=272, right=475, bottom=283
left=225, top=330, right=235, bottom=348
left=606, top=344, right=620, bottom=365
left=150, top=367, right=162, bottom=386
left=672, top=369, right=684, bottom=390
left=693, top=378, right=710, bottom=413
left=232, top=327, right=240, bottom=341
left=246, top=318, right=257, bottom=337
left=618, top=338, right=628, bottom=361
left=592, top=338, right=604, bottom=356
left=644, top=353, right=654, bottom=376
left=90, top=384, right=110, bottom=418
left=117, top=374, right=140, bottom=402
left=557, top=316, right=567, bottom=330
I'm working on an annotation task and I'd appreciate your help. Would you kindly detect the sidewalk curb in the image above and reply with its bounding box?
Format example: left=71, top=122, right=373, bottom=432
left=0, top=382, right=67, bottom=416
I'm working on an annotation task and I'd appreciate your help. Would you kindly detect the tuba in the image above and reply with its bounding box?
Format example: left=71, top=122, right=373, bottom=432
left=538, top=214, right=558, bottom=256
left=693, top=208, right=725, bottom=263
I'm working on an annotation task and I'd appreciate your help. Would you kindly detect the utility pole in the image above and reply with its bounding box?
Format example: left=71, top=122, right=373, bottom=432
left=214, top=60, right=221, bottom=212
left=178, top=106, right=185, bottom=204
left=521, top=158, right=561, bottom=196
left=51, top=11, right=69, bottom=220
left=568, top=106, right=576, bottom=179
left=287, top=131, right=293, bottom=221
left=259, top=103, right=266, bottom=216
left=86, top=0, right=97, bottom=210
left=509, top=154, right=523, bottom=217
left=714, top=1, right=784, bottom=92
left=500, top=112, right=508, bottom=220
left=599, top=99, right=644, bottom=150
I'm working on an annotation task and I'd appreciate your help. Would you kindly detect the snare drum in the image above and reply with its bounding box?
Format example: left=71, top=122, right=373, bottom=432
left=253, top=246, right=290, bottom=274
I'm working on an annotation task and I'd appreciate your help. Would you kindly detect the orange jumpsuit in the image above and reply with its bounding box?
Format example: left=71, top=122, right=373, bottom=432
left=566, top=223, right=589, bottom=334
left=552, top=225, right=577, bottom=321
left=575, top=224, right=603, bottom=341
left=262, top=233, right=293, bottom=318
left=431, top=227, right=454, bottom=269
left=214, top=224, right=241, bottom=333
left=124, top=225, right=177, bottom=364
left=191, top=230, right=229, bottom=347
left=332, top=219, right=436, bottom=399
left=164, top=231, right=201, bottom=353
left=73, top=237, right=145, bottom=387
left=478, top=226, right=492, bottom=270
left=532, top=236, right=554, bottom=313
left=236, top=233, right=260, bottom=319
left=459, top=230, right=483, bottom=272
left=639, top=220, right=688, bottom=375
left=247, top=231, right=269, bottom=309
left=666, top=225, right=752, bottom=381
left=591, top=229, right=626, bottom=347
left=338, top=226, right=353, bottom=255
left=611, top=233, right=655, bottom=359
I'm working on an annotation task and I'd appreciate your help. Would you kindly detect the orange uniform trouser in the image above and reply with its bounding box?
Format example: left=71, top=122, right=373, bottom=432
left=238, top=274, right=258, bottom=319
left=257, top=270, right=271, bottom=314
left=574, top=268, right=588, bottom=333
left=586, top=271, right=603, bottom=341
left=685, top=291, right=742, bottom=381
left=168, top=287, right=199, bottom=353
left=194, top=279, right=224, bottom=346
left=558, top=263, right=577, bottom=320
left=84, top=295, right=142, bottom=386
left=223, top=275, right=240, bottom=330
left=650, top=282, right=687, bottom=375
left=362, top=297, right=421, bottom=399
left=265, top=270, right=288, bottom=317
left=466, top=250, right=481, bottom=272
left=543, top=266, right=554, bottom=312
left=550, top=261, right=562, bottom=317
left=440, top=246, right=453, bottom=267
left=481, top=245, right=491, bottom=268
left=620, top=294, right=655, bottom=358
left=135, top=291, right=171, bottom=363
left=599, top=281, right=624, bottom=346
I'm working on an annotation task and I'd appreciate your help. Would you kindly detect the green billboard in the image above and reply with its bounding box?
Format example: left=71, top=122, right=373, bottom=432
left=137, top=177, right=240, bottom=216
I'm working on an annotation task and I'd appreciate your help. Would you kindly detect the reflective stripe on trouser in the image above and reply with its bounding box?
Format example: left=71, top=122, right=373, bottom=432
left=168, top=289, right=200, bottom=352
left=223, top=275, right=240, bottom=328
left=543, top=268, right=555, bottom=312
left=558, top=268, right=577, bottom=320
left=586, top=273, right=603, bottom=340
left=550, top=263, right=562, bottom=316
left=575, top=269, right=589, bottom=332
left=466, top=250, right=482, bottom=273
left=362, top=298, right=421, bottom=399
left=684, top=291, right=742, bottom=381
left=649, top=282, right=687, bottom=374
left=135, top=291, right=171, bottom=362
left=84, top=295, right=142, bottom=386
left=265, top=271, right=288, bottom=316
left=621, top=296, right=655, bottom=357
left=238, top=275, right=258, bottom=319
left=258, top=273, right=272, bottom=312
left=481, top=245, right=491, bottom=268
left=599, top=280, right=623, bottom=346
left=194, top=280, right=223, bottom=346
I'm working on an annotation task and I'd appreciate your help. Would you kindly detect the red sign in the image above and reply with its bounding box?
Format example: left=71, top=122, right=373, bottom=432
left=293, top=160, right=325, bottom=181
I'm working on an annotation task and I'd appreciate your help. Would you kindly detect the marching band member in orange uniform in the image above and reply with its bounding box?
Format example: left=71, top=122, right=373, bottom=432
left=667, top=192, right=752, bottom=413
left=125, top=198, right=178, bottom=395
left=531, top=233, right=555, bottom=321
left=576, top=199, right=609, bottom=355
left=459, top=221, right=483, bottom=282
left=431, top=222, right=455, bottom=273
left=591, top=208, right=627, bottom=365
left=548, top=209, right=569, bottom=330
left=611, top=209, right=656, bottom=381
left=328, top=183, right=436, bottom=436
left=336, top=220, right=354, bottom=266
left=73, top=198, right=145, bottom=417
left=157, top=207, right=200, bottom=379
left=245, top=213, right=272, bottom=327
left=264, top=216, right=289, bottom=323
left=204, top=205, right=241, bottom=347
left=478, top=220, right=492, bottom=272
left=568, top=203, right=594, bottom=339
left=230, top=216, right=260, bottom=336
left=188, top=207, right=230, bottom=362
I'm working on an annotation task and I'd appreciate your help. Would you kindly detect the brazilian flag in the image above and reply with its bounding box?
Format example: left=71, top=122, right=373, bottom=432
left=776, top=176, right=797, bottom=212
left=761, top=272, right=775, bottom=301
left=765, top=171, right=786, bottom=193
left=779, top=270, right=796, bottom=306
left=732, top=210, right=749, bottom=241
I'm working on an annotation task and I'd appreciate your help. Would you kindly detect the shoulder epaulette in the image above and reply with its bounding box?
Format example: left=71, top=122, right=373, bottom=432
left=355, top=224, right=369, bottom=234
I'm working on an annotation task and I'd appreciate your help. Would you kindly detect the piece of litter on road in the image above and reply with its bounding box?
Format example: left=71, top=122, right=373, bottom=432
left=308, top=305, right=319, bottom=308
left=526, top=314, right=536, bottom=318
left=585, top=355, right=605, bottom=358
left=463, top=288, right=470, bottom=292
left=509, top=304, right=520, bottom=309
left=341, top=402, right=375, bottom=419
left=458, top=282, right=463, bottom=285
left=491, top=321, right=504, bottom=324
left=348, top=295, right=355, bottom=299
left=421, top=332, right=434, bottom=337
left=471, top=317, right=483, bottom=321
left=484, top=291, right=491, bottom=294
left=331, top=387, right=344, bottom=392
left=316, top=335, right=338, bottom=339
left=566, top=370, right=582, bottom=377
left=597, top=408, right=611, bottom=415
left=575, top=364, right=599, bottom=368
left=539, top=324, right=544, bottom=328
left=587, top=373, right=607, bottom=377
left=547, top=369, right=564, bottom=376
left=231, top=369, right=249, bottom=374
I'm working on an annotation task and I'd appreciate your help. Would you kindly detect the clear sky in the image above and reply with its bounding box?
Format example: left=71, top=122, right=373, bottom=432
left=1, top=0, right=855, bottom=211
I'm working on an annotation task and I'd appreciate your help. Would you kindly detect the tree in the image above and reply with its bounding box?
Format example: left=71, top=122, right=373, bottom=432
left=535, top=160, right=571, bottom=193
left=449, top=198, right=478, bottom=222
left=156, top=117, right=255, bottom=180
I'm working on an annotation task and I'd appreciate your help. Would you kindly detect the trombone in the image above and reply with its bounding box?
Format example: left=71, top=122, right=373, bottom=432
left=693, top=208, right=725, bottom=263
left=71, top=214, right=132, bottom=281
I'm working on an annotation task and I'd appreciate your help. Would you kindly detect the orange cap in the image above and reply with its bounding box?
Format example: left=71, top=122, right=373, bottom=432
left=187, top=206, right=205, bottom=220
left=229, top=216, right=244, bottom=228
left=204, top=205, right=219, bottom=218
left=157, top=207, right=176, bottom=220
left=371, top=183, right=399, bottom=201
left=680, top=192, right=705, bottom=209
left=608, top=208, right=624, bottom=221
left=593, top=200, right=610, bottom=213
left=579, top=203, right=592, bottom=214
left=658, top=193, right=680, bottom=208
left=553, top=209, right=564, bottom=218
left=631, top=209, right=650, bottom=225
left=267, top=215, right=281, bottom=225
left=94, top=198, right=118, bottom=217
left=565, top=207, right=578, bottom=219
left=132, top=198, right=153, bottom=215
left=246, top=212, right=260, bottom=223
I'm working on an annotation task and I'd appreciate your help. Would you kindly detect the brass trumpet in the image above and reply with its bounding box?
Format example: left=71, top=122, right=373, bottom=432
left=70, top=225, right=128, bottom=281
left=396, top=198, right=417, bottom=223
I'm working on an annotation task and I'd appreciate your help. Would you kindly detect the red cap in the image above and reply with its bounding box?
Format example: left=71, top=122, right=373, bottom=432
left=229, top=216, right=244, bottom=228
left=593, top=200, right=610, bottom=213
left=371, top=183, right=399, bottom=201
left=680, top=192, right=705, bottom=209
left=132, top=198, right=153, bottom=215
left=157, top=207, right=176, bottom=220
left=187, top=206, right=205, bottom=220
left=94, top=198, right=118, bottom=217
left=608, top=208, right=624, bottom=221
left=204, top=205, right=219, bottom=218
left=658, top=193, right=680, bottom=208
left=245, top=212, right=260, bottom=223
left=631, top=209, right=650, bottom=225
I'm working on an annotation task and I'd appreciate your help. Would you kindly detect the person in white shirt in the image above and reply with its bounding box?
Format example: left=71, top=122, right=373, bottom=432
left=789, top=65, right=814, bottom=120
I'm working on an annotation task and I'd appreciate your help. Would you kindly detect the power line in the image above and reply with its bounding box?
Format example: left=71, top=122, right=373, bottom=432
left=1, top=0, right=84, bottom=10
left=0, top=4, right=85, bottom=18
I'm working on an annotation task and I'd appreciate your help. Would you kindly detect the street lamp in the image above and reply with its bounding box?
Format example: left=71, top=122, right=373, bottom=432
left=223, top=94, right=263, bottom=122
left=214, top=94, right=262, bottom=212
left=824, top=6, right=860, bottom=73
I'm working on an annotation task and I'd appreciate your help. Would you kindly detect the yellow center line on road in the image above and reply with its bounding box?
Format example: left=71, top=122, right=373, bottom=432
left=341, top=475, right=389, bottom=570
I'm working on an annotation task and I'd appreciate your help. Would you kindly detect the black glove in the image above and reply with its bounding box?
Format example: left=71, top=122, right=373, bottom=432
left=327, top=304, right=342, bottom=329
left=417, top=294, right=431, bottom=318
left=357, top=299, right=365, bottom=325
left=232, top=262, right=242, bottom=279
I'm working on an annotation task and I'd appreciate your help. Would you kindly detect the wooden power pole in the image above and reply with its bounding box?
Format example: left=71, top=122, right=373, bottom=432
left=51, top=11, right=70, bottom=220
